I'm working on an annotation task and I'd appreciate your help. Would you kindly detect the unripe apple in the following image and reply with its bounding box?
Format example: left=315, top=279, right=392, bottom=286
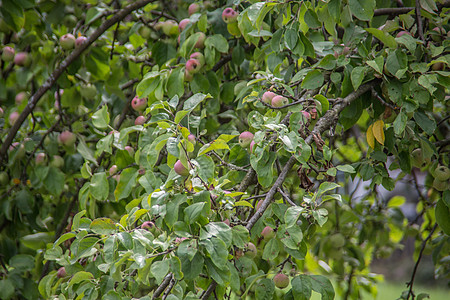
left=125, top=146, right=135, bottom=157
left=271, top=95, right=288, bottom=108
left=14, top=52, right=30, bottom=67
left=239, top=131, right=254, bottom=148
left=188, top=134, right=196, bottom=145
left=301, top=110, right=311, bottom=122
left=141, top=221, right=155, bottom=230
left=396, top=31, right=411, bottom=38
left=434, top=165, right=450, bottom=181
left=273, top=273, right=289, bottom=289
left=184, top=69, right=193, bottom=82
left=50, top=155, right=65, bottom=168
left=161, top=20, right=179, bottom=36
left=186, top=58, right=201, bottom=74
left=15, top=92, right=27, bottom=105
left=262, top=91, right=276, bottom=104
left=195, top=32, right=206, bottom=49
left=135, top=115, right=146, bottom=125
left=131, top=96, right=147, bottom=112
left=411, top=149, right=425, bottom=168
left=75, top=36, right=87, bottom=48
left=329, top=233, right=345, bottom=248
left=244, top=242, right=257, bottom=258
left=0, top=171, right=9, bottom=186
left=261, top=226, right=275, bottom=241
left=227, top=22, right=241, bottom=37
left=9, top=111, right=19, bottom=126
left=138, top=26, right=151, bottom=39
left=60, top=33, right=76, bottom=50
left=249, top=140, right=256, bottom=153
left=190, top=52, right=205, bottom=67
left=56, top=267, right=67, bottom=278
left=80, top=83, right=96, bottom=99
left=2, top=46, right=15, bottom=62
left=178, top=19, right=190, bottom=32
left=58, top=131, right=76, bottom=147
left=63, top=15, right=77, bottom=28
left=432, top=178, right=448, bottom=192
left=35, top=153, right=47, bottom=166
left=188, top=3, right=200, bottom=16
left=174, top=160, right=190, bottom=176
left=222, top=8, right=238, bottom=23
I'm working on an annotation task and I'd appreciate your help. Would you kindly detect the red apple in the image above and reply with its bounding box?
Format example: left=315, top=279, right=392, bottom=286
left=75, top=36, right=87, bottom=48
left=131, top=96, right=147, bottom=112
left=271, top=95, right=288, bottom=108
left=174, top=160, right=190, bottom=176
left=190, top=52, right=205, bottom=67
left=273, top=273, right=289, bottom=288
left=135, top=115, right=146, bottom=125
left=58, top=131, right=76, bottom=147
left=239, top=131, right=254, bottom=148
left=9, top=111, right=19, bottom=126
left=262, top=91, right=276, bottom=104
left=56, top=267, right=67, bottom=278
left=179, top=19, right=190, bottom=32
left=195, top=32, right=206, bottom=49
left=2, top=46, right=15, bottom=62
left=14, top=52, right=30, bottom=67
left=188, top=3, right=200, bottom=16
left=109, top=165, right=118, bottom=176
left=186, top=58, right=201, bottom=74
left=222, top=8, right=238, bottom=23
left=15, top=92, right=27, bottom=105
left=35, top=153, right=47, bottom=166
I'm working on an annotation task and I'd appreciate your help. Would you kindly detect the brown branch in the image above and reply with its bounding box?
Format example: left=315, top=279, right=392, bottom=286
left=0, top=0, right=155, bottom=164
left=414, top=0, right=425, bottom=41
left=152, top=273, right=174, bottom=299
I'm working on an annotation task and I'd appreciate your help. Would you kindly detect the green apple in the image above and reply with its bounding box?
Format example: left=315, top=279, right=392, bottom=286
left=434, top=165, right=450, bottom=181
left=273, top=273, right=289, bottom=289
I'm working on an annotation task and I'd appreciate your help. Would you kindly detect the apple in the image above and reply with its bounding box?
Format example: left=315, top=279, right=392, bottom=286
left=135, top=115, right=146, bottom=125
left=178, top=19, right=190, bottom=32
left=63, top=15, right=77, bottom=28
left=0, top=107, right=3, bottom=117
left=261, top=91, right=276, bottom=104
left=14, top=52, right=30, bottom=67
left=125, top=146, right=135, bottom=157
left=80, top=83, right=96, bottom=99
left=161, top=20, right=179, bottom=36
left=244, top=242, right=257, bottom=258
left=271, top=95, right=288, bottom=108
left=261, top=226, right=275, bottom=241
left=0, top=171, right=9, bottom=186
left=186, top=58, right=201, bottom=74
left=411, top=149, right=425, bottom=168
left=131, top=96, right=147, bottom=112
left=396, top=30, right=411, bottom=38
left=249, top=140, right=256, bottom=153
left=188, top=134, right=196, bottom=145
left=109, top=165, right=118, bottom=176
left=195, top=32, right=206, bottom=48
left=75, top=36, right=87, bottom=48
left=2, top=46, right=15, bottom=62
left=190, top=52, right=205, bottom=67
left=239, top=131, right=254, bottom=148
left=256, top=200, right=262, bottom=211
left=223, top=219, right=230, bottom=226
left=301, top=110, right=311, bottom=122
left=227, top=22, right=241, bottom=37
left=9, top=111, right=19, bottom=126
left=50, top=155, right=65, bottom=168
left=35, top=153, right=47, bottom=166
left=15, top=92, right=27, bottom=105
left=60, top=33, right=76, bottom=50
left=58, top=131, right=76, bottom=147
left=434, top=165, right=450, bottom=181
left=433, top=178, right=448, bottom=192
left=56, top=267, right=67, bottom=278
left=432, top=62, right=444, bottom=71
left=222, top=8, right=238, bottom=23
left=138, top=26, right=151, bottom=39
left=273, top=273, right=289, bottom=289
left=141, top=221, right=155, bottom=230
left=9, top=142, right=25, bottom=159
left=174, top=160, right=190, bottom=176
left=329, top=233, right=345, bottom=248
left=188, top=3, right=200, bottom=16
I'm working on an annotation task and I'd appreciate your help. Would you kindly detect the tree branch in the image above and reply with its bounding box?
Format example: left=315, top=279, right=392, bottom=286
left=0, top=0, right=155, bottom=164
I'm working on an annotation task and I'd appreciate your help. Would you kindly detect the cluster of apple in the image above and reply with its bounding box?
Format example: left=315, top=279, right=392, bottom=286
left=1, top=46, right=30, bottom=67
left=59, top=33, right=87, bottom=50
left=261, top=91, right=289, bottom=108
left=239, top=131, right=256, bottom=152
left=222, top=7, right=240, bottom=37
left=131, top=95, right=148, bottom=125
left=411, top=149, right=450, bottom=192
left=184, top=51, right=205, bottom=81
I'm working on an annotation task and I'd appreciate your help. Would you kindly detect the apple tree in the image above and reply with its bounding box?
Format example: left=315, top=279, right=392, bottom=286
left=0, top=0, right=449, bottom=299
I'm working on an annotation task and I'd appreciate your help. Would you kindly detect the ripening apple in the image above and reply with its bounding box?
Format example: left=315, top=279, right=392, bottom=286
left=222, top=8, right=238, bottom=23
left=75, top=36, right=87, bottom=48
left=0, top=107, right=3, bottom=117
left=434, top=165, right=450, bottom=181
left=135, top=115, right=146, bottom=125
left=14, top=52, right=30, bottom=67
left=56, top=267, right=67, bottom=278
left=239, top=131, right=254, bottom=148
left=2, top=46, right=15, bottom=62
left=431, top=27, right=446, bottom=42
left=302, top=110, right=311, bottom=122
left=223, top=219, right=230, bottom=226
left=188, top=3, right=200, bottom=16
left=271, top=95, right=288, bottom=108
left=396, top=30, right=411, bottom=38
left=432, top=178, right=448, bottom=192
left=9, top=111, right=19, bottom=126
left=249, top=140, right=256, bottom=153
left=131, top=96, right=147, bottom=112
left=15, top=92, right=27, bottom=105
left=431, top=62, right=444, bottom=71
left=109, top=165, right=118, bottom=177
left=58, top=131, right=76, bottom=147
left=273, top=273, right=289, bottom=289
left=50, top=155, right=65, bottom=169
left=261, top=91, right=276, bottom=104
left=125, top=146, right=135, bottom=157
left=195, top=32, right=206, bottom=48
left=190, top=52, right=205, bottom=67
left=141, top=221, right=155, bottom=230
left=186, top=58, right=201, bottom=74
left=411, top=149, right=425, bottom=168
left=35, top=153, right=47, bottom=166
left=60, top=33, right=76, bottom=50
left=178, top=19, right=190, bottom=32
left=261, top=226, right=275, bottom=241
left=138, top=26, right=151, bottom=39
left=244, top=242, right=257, bottom=258
left=174, top=160, right=190, bottom=176
left=188, top=134, right=196, bottom=145
left=161, top=20, right=179, bottom=36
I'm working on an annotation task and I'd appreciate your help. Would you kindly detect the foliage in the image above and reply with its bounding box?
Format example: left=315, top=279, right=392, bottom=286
left=0, top=0, right=449, bottom=299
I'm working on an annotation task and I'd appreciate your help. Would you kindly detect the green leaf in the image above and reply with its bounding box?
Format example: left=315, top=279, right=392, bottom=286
left=198, top=139, right=229, bottom=156
left=310, top=275, right=335, bottom=300
left=54, top=232, right=76, bottom=247
left=316, top=182, right=340, bottom=198
left=414, top=112, right=436, bottom=135
left=351, top=66, right=366, bottom=90
left=203, top=238, right=228, bottom=269
left=292, top=275, right=312, bottom=300
left=151, top=260, right=170, bottom=284
left=183, top=93, right=210, bottom=111
left=184, top=202, right=206, bottom=224
left=349, top=0, right=375, bottom=21
left=114, top=168, right=139, bottom=201
left=43, top=167, right=65, bottom=196
left=393, top=111, right=408, bottom=135
left=68, top=271, right=94, bottom=287
left=312, top=208, right=328, bottom=227
left=90, top=218, right=116, bottom=235
left=92, top=105, right=110, bottom=129
left=90, top=172, right=108, bottom=201
left=285, top=206, right=305, bottom=228
left=255, top=278, right=275, bottom=300
left=284, top=28, right=298, bottom=50
left=313, top=94, right=329, bottom=114
left=262, top=238, right=280, bottom=260
left=77, top=138, right=98, bottom=166
left=232, top=225, right=250, bottom=248
left=205, top=34, right=229, bottom=53
left=435, top=199, right=450, bottom=235
left=301, top=69, right=324, bottom=90
left=365, top=28, right=397, bottom=48
left=336, top=164, right=356, bottom=173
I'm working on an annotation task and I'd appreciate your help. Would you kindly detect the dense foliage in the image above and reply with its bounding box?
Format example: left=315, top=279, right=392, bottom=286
left=0, top=0, right=449, bottom=299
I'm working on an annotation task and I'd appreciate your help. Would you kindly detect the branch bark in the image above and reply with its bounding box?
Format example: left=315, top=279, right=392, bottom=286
left=0, top=0, right=155, bottom=164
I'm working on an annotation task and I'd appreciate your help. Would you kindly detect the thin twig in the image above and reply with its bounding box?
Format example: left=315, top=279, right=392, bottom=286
left=414, top=0, right=425, bottom=41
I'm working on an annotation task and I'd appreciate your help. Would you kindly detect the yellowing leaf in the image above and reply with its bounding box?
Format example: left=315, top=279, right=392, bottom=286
left=234, top=200, right=253, bottom=208
left=366, top=124, right=375, bottom=149
left=372, top=120, right=385, bottom=145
